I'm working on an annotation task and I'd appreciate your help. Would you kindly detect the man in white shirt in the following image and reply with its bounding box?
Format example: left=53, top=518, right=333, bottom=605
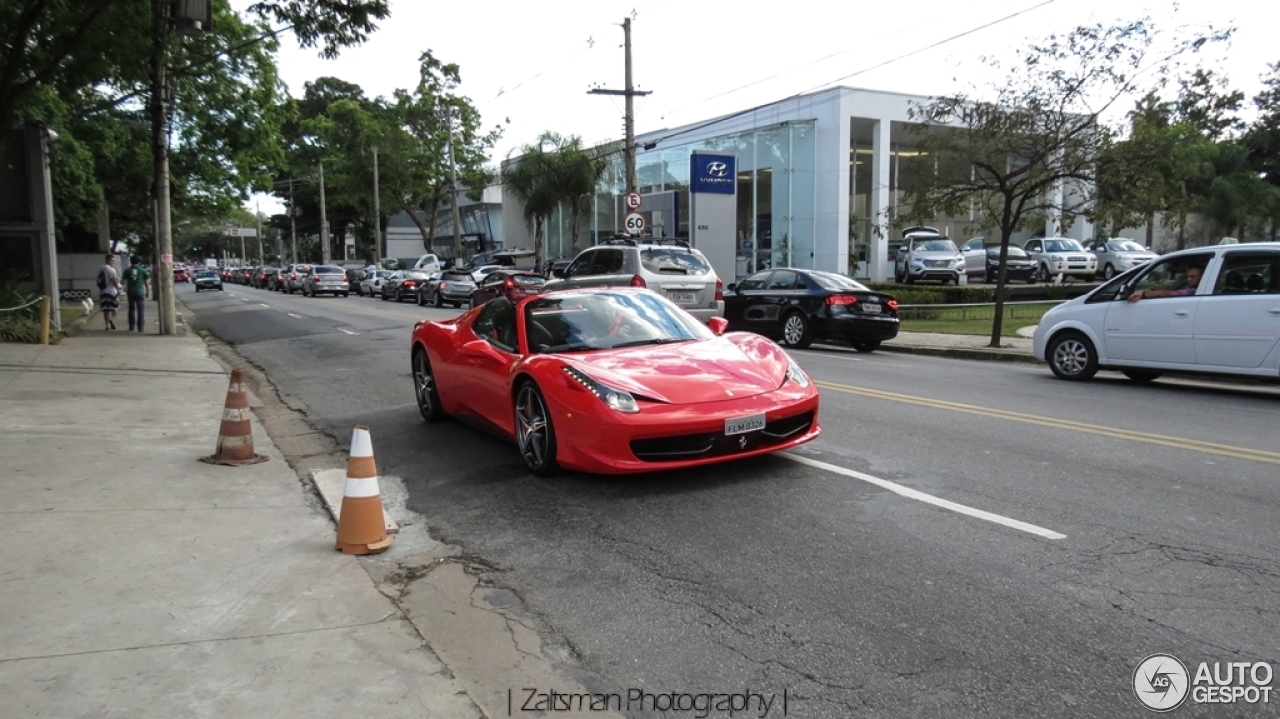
left=97, top=254, right=122, bottom=330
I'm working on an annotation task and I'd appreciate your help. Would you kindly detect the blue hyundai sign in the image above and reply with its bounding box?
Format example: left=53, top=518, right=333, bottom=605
left=691, top=153, right=736, bottom=194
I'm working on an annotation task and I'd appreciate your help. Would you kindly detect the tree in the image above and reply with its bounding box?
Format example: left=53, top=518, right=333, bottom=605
left=903, top=19, right=1225, bottom=347
left=1245, top=62, right=1280, bottom=238
left=0, top=0, right=389, bottom=135
left=502, top=134, right=560, bottom=265
left=502, top=132, right=608, bottom=264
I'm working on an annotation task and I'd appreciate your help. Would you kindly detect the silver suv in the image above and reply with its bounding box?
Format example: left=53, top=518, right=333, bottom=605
left=543, top=238, right=723, bottom=322
left=893, top=227, right=965, bottom=284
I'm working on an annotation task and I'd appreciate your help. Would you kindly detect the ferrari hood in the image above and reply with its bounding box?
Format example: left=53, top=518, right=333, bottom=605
left=561, top=333, right=790, bottom=405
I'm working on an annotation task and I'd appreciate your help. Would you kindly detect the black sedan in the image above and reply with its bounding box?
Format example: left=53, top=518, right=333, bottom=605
left=982, top=245, right=1037, bottom=284
left=723, top=268, right=899, bottom=352
left=381, top=270, right=435, bottom=302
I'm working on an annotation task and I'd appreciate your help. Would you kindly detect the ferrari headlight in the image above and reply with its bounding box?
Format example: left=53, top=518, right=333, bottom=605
left=562, top=366, right=639, bottom=413
left=784, top=357, right=810, bottom=388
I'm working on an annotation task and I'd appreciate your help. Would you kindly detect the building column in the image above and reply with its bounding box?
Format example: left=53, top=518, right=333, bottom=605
left=868, top=119, right=892, bottom=282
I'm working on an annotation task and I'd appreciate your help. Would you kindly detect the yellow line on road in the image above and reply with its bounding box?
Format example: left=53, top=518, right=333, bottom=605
left=816, top=380, right=1280, bottom=466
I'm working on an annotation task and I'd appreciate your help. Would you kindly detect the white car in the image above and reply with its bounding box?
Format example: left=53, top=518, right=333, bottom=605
left=1034, top=243, right=1280, bottom=383
left=1085, top=238, right=1158, bottom=280
left=893, top=227, right=965, bottom=284
left=1022, top=238, right=1097, bottom=282
left=360, top=270, right=391, bottom=297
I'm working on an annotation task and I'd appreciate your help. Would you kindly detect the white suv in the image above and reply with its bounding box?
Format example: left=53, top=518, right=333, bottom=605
left=542, top=238, right=724, bottom=322
left=1023, top=237, right=1097, bottom=282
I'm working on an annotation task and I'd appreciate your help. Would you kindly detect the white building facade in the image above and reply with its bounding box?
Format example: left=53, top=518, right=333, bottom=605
left=507, top=86, right=1092, bottom=283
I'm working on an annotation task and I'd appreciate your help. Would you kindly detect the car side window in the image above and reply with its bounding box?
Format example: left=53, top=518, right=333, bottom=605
left=472, top=298, right=517, bottom=351
left=596, top=249, right=625, bottom=274
left=567, top=251, right=596, bottom=277
left=1025, top=240, right=1041, bottom=252
left=769, top=270, right=798, bottom=289
left=1214, top=252, right=1280, bottom=295
left=736, top=272, right=770, bottom=291
left=1129, top=253, right=1214, bottom=295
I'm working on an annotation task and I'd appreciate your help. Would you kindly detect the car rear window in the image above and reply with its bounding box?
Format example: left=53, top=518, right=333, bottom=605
left=405, top=271, right=433, bottom=280
left=441, top=272, right=472, bottom=282
left=808, top=271, right=870, bottom=291
left=640, top=249, right=710, bottom=275
left=315, top=266, right=344, bottom=274
left=512, top=274, right=546, bottom=287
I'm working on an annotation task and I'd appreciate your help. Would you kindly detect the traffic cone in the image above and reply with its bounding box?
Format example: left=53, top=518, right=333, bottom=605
left=335, top=425, right=392, bottom=555
left=200, top=369, right=269, bottom=466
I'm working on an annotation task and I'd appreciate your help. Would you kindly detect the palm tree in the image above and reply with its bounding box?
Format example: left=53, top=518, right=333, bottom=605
left=504, top=132, right=611, bottom=263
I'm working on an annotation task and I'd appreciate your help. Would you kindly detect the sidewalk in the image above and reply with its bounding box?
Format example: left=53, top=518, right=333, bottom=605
left=879, top=328, right=1039, bottom=363
left=0, top=322, right=481, bottom=718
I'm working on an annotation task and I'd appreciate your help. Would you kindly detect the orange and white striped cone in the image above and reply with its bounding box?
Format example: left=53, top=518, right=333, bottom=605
left=200, top=369, right=269, bottom=466
left=335, top=425, right=392, bottom=555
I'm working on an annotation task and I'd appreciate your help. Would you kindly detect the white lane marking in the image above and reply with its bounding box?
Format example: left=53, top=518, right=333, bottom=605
left=780, top=452, right=1066, bottom=540
left=259, top=303, right=270, bottom=308
left=338, top=328, right=358, bottom=335
left=287, top=313, right=304, bottom=318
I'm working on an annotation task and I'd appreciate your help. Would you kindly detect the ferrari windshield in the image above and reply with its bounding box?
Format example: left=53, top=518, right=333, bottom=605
left=525, top=291, right=713, bottom=352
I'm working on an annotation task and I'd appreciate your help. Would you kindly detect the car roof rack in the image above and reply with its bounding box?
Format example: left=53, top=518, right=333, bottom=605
left=599, top=233, right=691, bottom=248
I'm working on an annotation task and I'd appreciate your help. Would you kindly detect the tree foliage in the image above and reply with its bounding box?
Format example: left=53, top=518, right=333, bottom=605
left=903, top=19, right=1225, bottom=346
left=501, top=132, right=608, bottom=264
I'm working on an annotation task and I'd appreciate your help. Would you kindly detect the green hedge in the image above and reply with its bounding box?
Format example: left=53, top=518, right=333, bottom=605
left=863, top=283, right=997, bottom=305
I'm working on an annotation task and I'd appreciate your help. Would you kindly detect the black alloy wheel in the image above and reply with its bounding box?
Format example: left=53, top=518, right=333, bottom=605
left=412, top=347, right=446, bottom=422
left=514, top=382, right=559, bottom=476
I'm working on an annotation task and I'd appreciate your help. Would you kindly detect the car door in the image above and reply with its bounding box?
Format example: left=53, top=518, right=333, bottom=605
left=960, top=239, right=987, bottom=276
left=724, top=271, right=776, bottom=335
left=1102, top=253, right=1212, bottom=366
left=1194, top=250, right=1280, bottom=369
left=458, top=299, right=518, bottom=433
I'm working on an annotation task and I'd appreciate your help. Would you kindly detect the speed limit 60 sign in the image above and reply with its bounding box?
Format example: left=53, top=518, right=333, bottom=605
left=623, top=212, right=646, bottom=235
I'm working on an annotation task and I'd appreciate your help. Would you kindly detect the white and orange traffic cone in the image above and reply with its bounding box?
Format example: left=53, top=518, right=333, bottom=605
left=335, top=425, right=393, bottom=555
left=201, top=369, right=269, bottom=466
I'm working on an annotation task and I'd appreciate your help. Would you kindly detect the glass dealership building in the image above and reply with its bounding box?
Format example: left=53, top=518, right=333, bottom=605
left=503, top=86, right=1089, bottom=282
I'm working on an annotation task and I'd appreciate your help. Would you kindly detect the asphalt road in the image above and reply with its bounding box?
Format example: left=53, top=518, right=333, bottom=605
left=184, top=282, right=1280, bottom=718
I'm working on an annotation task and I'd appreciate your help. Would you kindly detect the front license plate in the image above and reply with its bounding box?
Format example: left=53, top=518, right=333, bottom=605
left=725, top=413, right=766, bottom=436
left=862, top=303, right=881, bottom=314
left=669, top=291, right=695, bottom=304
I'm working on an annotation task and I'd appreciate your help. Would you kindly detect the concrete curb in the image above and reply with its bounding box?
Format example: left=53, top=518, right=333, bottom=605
left=879, top=343, right=1042, bottom=365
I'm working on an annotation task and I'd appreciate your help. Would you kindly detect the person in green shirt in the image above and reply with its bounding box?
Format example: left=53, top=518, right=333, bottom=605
left=122, top=255, right=151, bottom=333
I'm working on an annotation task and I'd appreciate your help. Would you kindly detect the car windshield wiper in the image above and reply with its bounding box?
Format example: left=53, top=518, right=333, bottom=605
left=606, top=337, right=689, bottom=349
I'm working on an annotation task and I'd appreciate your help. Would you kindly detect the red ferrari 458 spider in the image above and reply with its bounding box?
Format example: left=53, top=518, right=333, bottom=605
left=410, top=288, right=820, bottom=475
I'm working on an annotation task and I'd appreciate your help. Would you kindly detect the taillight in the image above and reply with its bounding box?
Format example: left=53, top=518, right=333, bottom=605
left=504, top=277, right=514, bottom=288
left=629, top=275, right=646, bottom=288
left=887, top=299, right=899, bottom=311
left=715, top=278, right=723, bottom=302
left=825, top=295, right=858, bottom=305
left=404, top=280, right=417, bottom=288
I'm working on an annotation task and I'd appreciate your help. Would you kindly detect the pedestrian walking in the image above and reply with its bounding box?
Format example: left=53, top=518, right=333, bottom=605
left=97, top=254, right=122, bottom=330
left=122, top=255, right=151, bottom=332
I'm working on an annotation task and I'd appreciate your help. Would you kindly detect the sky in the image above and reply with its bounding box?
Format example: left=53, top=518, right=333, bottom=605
left=239, top=0, right=1277, bottom=214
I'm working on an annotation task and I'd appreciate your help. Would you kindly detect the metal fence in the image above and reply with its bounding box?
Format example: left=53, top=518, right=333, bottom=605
left=895, top=300, right=1064, bottom=322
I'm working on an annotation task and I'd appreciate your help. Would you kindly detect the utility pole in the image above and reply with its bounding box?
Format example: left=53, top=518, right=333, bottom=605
left=318, top=159, right=329, bottom=265
left=256, top=198, right=263, bottom=264
left=151, top=0, right=176, bottom=335
left=289, top=180, right=298, bottom=263
left=372, top=145, right=382, bottom=263
left=445, top=110, right=463, bottom=263
left=588, top=16, right=650, bottom=192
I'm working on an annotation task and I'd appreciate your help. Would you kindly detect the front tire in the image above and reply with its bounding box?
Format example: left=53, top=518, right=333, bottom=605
left=1048, top=332, right=1098, bottom=381
left=412, top=347, right=446, bottom=422
left=433, top=291, right=444, bottom=308
left=851, top=340, right=880, bottom=353
left=416, top=292, right=426, bottom=306
left=514, top=382, right=559, bottom=476
left=780, top=312, right=812, bottom=349
left=381, top=291, right=389, bottom=301
left=1038, top=264, right=1052, bottom=282
left=1103, top=264, right=1116, bottom=280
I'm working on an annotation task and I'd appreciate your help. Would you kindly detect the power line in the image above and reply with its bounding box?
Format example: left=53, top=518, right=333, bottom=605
left=645, top=0, right=1057, bottom=150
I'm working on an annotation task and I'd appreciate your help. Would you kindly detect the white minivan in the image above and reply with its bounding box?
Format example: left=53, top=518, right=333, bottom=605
left=412, top=254, right=442, bottom=273
left=1034, top=243, right=1280, bottom=383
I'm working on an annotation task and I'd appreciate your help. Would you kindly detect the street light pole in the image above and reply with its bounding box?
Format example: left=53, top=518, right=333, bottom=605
left=318, top=159, right=329, bottom=265
left=372, top=145, right=382, bottom=264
